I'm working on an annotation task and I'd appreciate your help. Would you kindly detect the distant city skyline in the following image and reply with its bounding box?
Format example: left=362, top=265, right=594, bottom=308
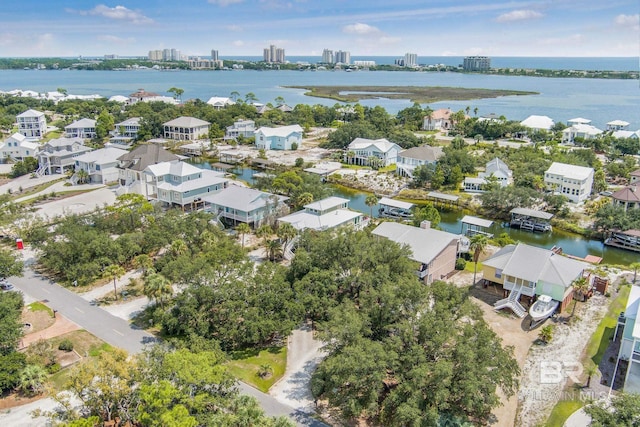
left=1, top=1, right=637, bottom=57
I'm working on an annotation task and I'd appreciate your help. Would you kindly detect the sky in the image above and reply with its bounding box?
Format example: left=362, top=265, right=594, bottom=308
left=0, top=0, right=638, bottom=58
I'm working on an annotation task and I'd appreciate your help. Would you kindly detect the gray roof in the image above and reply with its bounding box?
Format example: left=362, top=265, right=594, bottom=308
left=117, top=144, right=180, bottom=171
left=378, top=197, right=414, bottom=210
left=304, top=196, right=349, bottom=211
left=461, top=215, right=493, bottom=228
left=17, top=109, right=45, bottom=118
left=483, top=243, right=587, bottom=288
left=398, top=145, right=444, bottom=162
left=372, top=222, right=459, bottom=265
left=66, top=118, right=96, bottom=128
left=202, top=185, right=287, bottom=212
left=163, top=116, right=210, bottom=128
left=485, top=157, right=511, bottom=175
left=510, top=208, right=553, bottom=220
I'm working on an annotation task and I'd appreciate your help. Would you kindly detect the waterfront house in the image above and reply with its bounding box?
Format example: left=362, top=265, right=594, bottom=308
left=372, top=221, right=460, bottom=284
left=225, top=120, right=255, bottom=141
left=346, top=137, right=401, bottom=167
left=203, top=185, right=288, bottom=227
left=612, top=184, right=640, bottom=211
left=0, top=133, right=39, bottom=161
left=142, top=160, right=228, bottom=210
left=127, top=89, right=177, bottom=105
left=206, top=97, right=235, bottom=109
left=16, top=109, right=47, bottom=140
left=255, top=124, right=303, bottom=150
left=607, top=120, right=630, bottom=131
left=65, top=118, right=97, bottom=139
left=116, top=144, right=180, bottom=194
left=395, top=145, right=443, bottom=178
left=520, top=115, right=554, bottom=131
left=423, top=108, right=453, bottom=131
left=278, top=196, right=364, bottom=231
left=37, top=137, right=92, bottom=175
left=464, top=157, right=512, bottom=192
left=74, top=147, right=128, bottom=184
left=483, top=243, right=588, bottom=316
left=612, top=130, right=640, bottom=140
left=544, top=162, right=594, bottom=203
left=561, top=118, right=603, bottom=144
left=163, top=117, right=210, bottom=141
left=616, top=286, right=640, bottom=394
left=110, top=117, right=141, bottom=146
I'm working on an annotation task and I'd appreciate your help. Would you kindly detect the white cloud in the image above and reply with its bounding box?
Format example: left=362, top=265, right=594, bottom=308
left=209, top=0, right=243, bottom=5
left=225, top=25, right=243, bottom=32
left=75, top=4, right=153, bottom=24
left=342, top=23, right=380, bottom=35
left=496, top=9, right=543, bottom=23
left=615, top=14, right=639, bottom=30
left=97, top=34, right=135, bottom=44
left=0, top=32, right=55, bottom=54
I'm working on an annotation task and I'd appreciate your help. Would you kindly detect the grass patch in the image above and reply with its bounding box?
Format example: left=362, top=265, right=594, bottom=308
left=42, top=129, right=63, bottom=142
left=586, top=284, right=630, bottom=366
left=377, top=164, right=397, bottom=173
left=545, top=400, right=584, bottom=427
left=464, top=261, right=482, bottom=273
left=226, top=346, right=287, bottom=393
left=8, top=178, right=65, bottom=201
left=48, top=330, right=113, bottom=358
left=28, top=301, right=54, bottom=317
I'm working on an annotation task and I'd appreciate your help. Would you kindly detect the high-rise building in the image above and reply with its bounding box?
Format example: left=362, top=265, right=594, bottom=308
left=404, top=53, right=418, bottom=67
left=322, top=49, right=334, bottom=64
left=463, top=56, right=491, bottom=71
left=335, top=50, right=351, bottom=65
left=263, top=45, right=285, bottom=63
left=148, top=50, right=163, bottom=61
left=211, top=50, right=219, bottom=61
left=275, top=48, right=285, bottom=63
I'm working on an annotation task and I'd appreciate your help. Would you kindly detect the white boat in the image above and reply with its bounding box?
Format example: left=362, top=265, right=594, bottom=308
left=529, top=295, right=558, bottom=322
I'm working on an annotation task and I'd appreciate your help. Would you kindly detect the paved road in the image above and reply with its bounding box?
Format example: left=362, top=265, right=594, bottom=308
left=9, top=267, right=328, bottom=426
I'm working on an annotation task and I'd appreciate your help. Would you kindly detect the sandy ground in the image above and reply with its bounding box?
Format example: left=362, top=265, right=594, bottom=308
left=31, top=187, right=116, bottom=220
left=269, top=324, right=327, bottom=413
left=0, top=172, right=63, bottom=195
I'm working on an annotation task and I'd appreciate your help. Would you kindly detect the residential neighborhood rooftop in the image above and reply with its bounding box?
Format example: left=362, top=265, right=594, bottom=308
left=546, top=162, right=594, bottom=180
left=163, top=116, right=210, bottom=127
left=398, top=145, right=444, bottom=162
left=256, top=124, right=303, bottom=137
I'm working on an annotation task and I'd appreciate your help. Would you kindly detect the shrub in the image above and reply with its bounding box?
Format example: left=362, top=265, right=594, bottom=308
left=455, top=258, right=466, bottom=270
left=291, top=142, right=298, bottom=151
left=58, top=339, right=74, bottom=352
left=47, top=363, right=61, bottom=374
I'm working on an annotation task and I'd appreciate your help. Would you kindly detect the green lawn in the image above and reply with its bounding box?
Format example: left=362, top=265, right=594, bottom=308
left=586, top=284, right=630, bottom=366
left=28, top=301, right=54, bottom=317
left=226, top=346, right=287, bottom=392
left=545, top=400, right=584, bottom=427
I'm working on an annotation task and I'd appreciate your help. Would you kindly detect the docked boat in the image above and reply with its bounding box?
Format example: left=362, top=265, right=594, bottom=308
left=529, top=295, right=558, bottom=322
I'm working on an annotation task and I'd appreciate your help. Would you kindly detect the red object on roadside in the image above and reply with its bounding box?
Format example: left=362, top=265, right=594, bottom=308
left=16, top=238, right=24, bottom=250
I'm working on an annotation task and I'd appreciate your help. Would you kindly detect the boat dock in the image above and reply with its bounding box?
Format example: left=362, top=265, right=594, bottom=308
left=509, top=207, right=553, bottom=232
left=461, top=215, right=493, bottom=238
left=378, top=197, right=414, bottom=219
left=604, top=229, right=640, bottom=253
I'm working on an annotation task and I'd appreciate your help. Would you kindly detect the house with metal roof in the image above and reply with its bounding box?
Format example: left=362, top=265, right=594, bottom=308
left=278, top=196, right=364, bottom=231
left=607, top=120, right=630, bottom=131
left=110, top=117, right=141, bottom=146
left=544, top=162, right=594, bottom=203
left=464, top=157, right=512, bottom=192
left=16, top=109, right=47, bottom=140
left=206, top=97, right=235, bottom=109
left=561, top=122, right=603, bottom=144
left=0, top=132, right=39, bottom=161
left=395, top=145, right=443, bottom=178
left=203, top=185, right=288, bottom=227
left=346, top=137, right=401, bottom=167
left=37, top=137, right=92, bottom=175
left=520, top=115, right=554, bottom=131
left=372, top=221, right=461, bottom=284
left=163, top=116, right=210, bottom=141
left=225, top=119, right=255, bottom=141
left=255, top=124, right=303, bottom=150
left=483, top=243, right=588, bottom=317
left=73, top=147, right=129, bottom=184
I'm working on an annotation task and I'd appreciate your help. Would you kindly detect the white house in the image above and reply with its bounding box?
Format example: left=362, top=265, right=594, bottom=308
left=203, top=185, right=289, bottom=227
left=607, top=120, right=630, bottom=131
left=128, top=89, right=177, bottom=105
left=278, top=196, right=364, bottom=231
left=0, top=133, right=39, bottom=161
left=561, top=123, right=603, bottom=144
left=612, top=130, right=640, bottom=140
left=423, top=108, right=453, bottom=131
left=396, top=145, right=443, bottom=178
left=616, top=286, right=640, bottom=394
left=37, top=137, right=93, bottom=175
left=225, top=119, right=255, bottom=141
left=346, top=137, right=401, bottom=167
left=163, top=116, right=210, bottom=141
left=544, top=162, right=594, bottom=203
left=520, top=115, right=554, bottom=131
left=110, top=117, right=141, bottom=146
left=464, top=157, right=513, bottom=192
left=206, top=97, right=235, bottom=109
left=143, top=160, right=228, bottom=209
left=16, top=109, right=47, bottom=140
left=65, top=118, right=97, bottom=139
left=74, top=147, right=129, bottom=184
left=255, top=125, right=303, bottom=150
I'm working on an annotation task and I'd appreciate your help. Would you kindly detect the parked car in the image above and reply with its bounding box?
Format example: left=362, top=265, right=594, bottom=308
left=0, top=281, right=15, bottom=291
left=599, top=191, right=613, bottom=197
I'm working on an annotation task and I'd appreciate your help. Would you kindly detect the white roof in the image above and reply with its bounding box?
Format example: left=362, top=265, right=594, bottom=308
left=108, top=95, right=129, bottom=103
left=483, top=243, right=586, bottom=288
left=17, top=109, right=45, bottom=118
left=74, top=147, right=128, bottom=165
left=510, top=207, right=554, bottom=220
left=568, top=117, right=591, bottom=124
left=372, top=222, right=459, bottom=265
left=520, top=115, right=554, bottom=130
left=304, top=196, right=348, bottom=211
left=485, top=157, right=511, bottom=175
left=279, top=209, right=362, bottom=231
left=607, top=120, right=629, bottom=127
left=546, top=162, right=594, bottom=180
left=156, top=169, right=228, bottom=192
left=44, top=137, right=86, bottom=148
left=145, top=160, right=207, bottom=177
left=66, top=118, right=96, bottom=128
left=378, top=197, right=414, bottom=210
left=348, top=137, right=400, bottom=153
left=563, top=123, right=603, bottom=137
left=7, top=132, right=27, bottom=143
left=256, top=124, right=303, bottom=137
left=626, top=287, right=640, bottom=339
left=202, top=185, right=287, bottom=212
left=115, top=117, right=141, bottom=127
left=612, top=130, right=639, bottom=139
left=206, top=97, right=234, bottom=106
left=461, top=215, right=493, bottom=228
left=163, top=116, right=210, bottom=127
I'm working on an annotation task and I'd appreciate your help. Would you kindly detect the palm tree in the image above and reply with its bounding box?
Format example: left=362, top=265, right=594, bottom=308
left=18, top=364, right=48, bottom=396
left=572, top=276, right=590, bottom=315
left=469, top=234, right=489, bottom=286
left=296, top=192, right=313, bottom=208
left=276, top=222, right=297, bottom=250
left=256, top=224, right=273, bottom=245
left=133, top=254, right=153, bottom=277
left=345, top=150, right=356, bottom=165
left=365, top=194, right=379, bottom=218
left=473, top=107, right=478, bottom=116
left=585, top=364, right=598, bottom=388
left=170, top=239, right=188, bottom=257
left=236, top=223, right=251, bottom=248
left=103, top=264, right=125, bottom=300
left=167, top=87, right=184, bottom=102
left=76, top=168, right=89, bottom=184
left=630, top=262, right=640, bottom=284
left=265, top=239, right=283, bottom=262
left=144, top=272, right=173, bottom=308
left=538, top=325, right=554, bottom=344
left=245, top=92, right=258, bottom=104
left=423, top=106, right=433, bottom=130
